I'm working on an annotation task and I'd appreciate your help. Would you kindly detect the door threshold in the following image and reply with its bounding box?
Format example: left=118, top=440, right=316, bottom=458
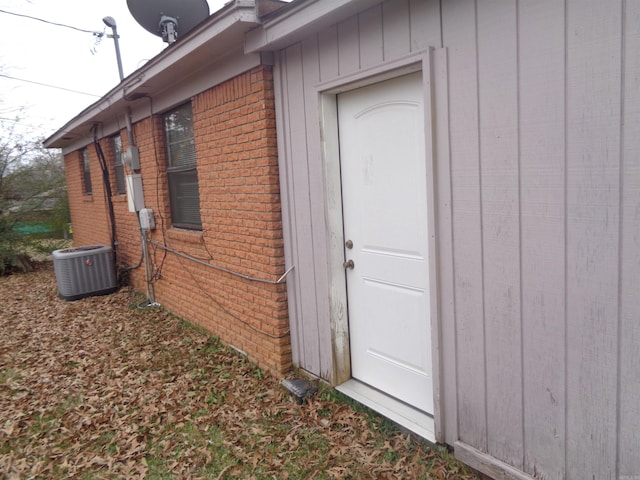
left=336, top=379, right=436, bottom=443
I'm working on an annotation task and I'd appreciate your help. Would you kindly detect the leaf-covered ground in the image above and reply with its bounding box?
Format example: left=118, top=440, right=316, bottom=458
left=0, top=263, right=481, bottom=479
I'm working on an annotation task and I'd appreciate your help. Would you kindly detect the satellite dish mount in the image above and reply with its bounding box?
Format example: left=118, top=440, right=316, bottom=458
left=127, top=0, right=210, bottom=45
left=159, top=14, right=179, bottom=43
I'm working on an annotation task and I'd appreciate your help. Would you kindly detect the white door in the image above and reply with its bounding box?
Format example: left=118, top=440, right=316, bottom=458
left=338, top=72, right=433, bottom=414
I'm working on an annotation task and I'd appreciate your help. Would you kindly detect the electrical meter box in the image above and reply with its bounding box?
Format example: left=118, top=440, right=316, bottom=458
left=126, top=174, right=145, bottom=212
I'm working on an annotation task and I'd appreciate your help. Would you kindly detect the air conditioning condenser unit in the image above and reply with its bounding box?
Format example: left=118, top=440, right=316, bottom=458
left=52, top=244, right=118, bottom=301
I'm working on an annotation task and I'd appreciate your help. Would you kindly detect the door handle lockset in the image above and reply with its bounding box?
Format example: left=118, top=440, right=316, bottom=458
left=343, top=259, right=355, bottom=270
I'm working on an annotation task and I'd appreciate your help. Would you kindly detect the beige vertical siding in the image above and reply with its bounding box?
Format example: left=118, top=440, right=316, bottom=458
left=441, top=0, right=487, bottom=452
left=478, top=0, right=523, bottom=469
left=518, top=1, right=566, bottom=477
left=275, top=43, right=328, bottom=375
left=441, top=0, right=637, bottom=478
left=620, top=3, right=640, bottom=478
left=274, top=0, right=640, bottom=477
left=565, top=2, right=622, bottom=478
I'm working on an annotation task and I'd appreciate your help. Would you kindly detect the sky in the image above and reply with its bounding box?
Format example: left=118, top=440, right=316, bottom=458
left=0, top=0, right=229, bottom=139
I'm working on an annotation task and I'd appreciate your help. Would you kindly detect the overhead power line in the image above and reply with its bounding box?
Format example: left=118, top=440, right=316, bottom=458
left=0, top=73, right=102, bottom=98
left=0, top=116, right=48, bottom=130
left=0, top=8, right=102, bottom=35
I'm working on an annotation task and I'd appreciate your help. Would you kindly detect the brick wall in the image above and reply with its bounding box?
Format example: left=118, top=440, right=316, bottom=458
left=62, top=65, right=291, bottom=375
left=64, top=147, right=112, bottom=247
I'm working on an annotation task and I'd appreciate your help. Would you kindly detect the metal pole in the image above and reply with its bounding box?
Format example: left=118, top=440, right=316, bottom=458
left=103, top=16, right=156, bottom=308
left=102, top=16, right=124, bottom=82
left=141, top=229, right=156, bottom=305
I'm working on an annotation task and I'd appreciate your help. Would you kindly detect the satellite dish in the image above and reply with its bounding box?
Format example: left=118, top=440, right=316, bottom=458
left=127, top=0, right=210, bottom=44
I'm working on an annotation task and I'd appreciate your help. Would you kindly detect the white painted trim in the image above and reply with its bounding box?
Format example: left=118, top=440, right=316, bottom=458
left=454, top=442, right=536, bottom=480
left=319, top=93, right=351, bottom=385
left=316, top=50, right=428, bottom=94
left=422, top=48, right=445, bottom=443
left=431, top=46, right=458, bottom=445
left=319, top=52, right=445, bottom=438
left=337, top=379, right=436, bottom=443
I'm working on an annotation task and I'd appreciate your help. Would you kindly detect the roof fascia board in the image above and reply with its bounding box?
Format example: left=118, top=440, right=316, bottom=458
left=245, top=0, right=379, bottom=52
left=132, top=49, right=262, bottom=118
left=45, top=1, right=260, bottom=149
left=45, top=90, right=125, bottom=151
left=53, top=48, right=262, bottom=154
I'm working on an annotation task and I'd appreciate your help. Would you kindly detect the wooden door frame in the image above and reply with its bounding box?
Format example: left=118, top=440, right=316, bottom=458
left=316, top=49, right=444, bottom=439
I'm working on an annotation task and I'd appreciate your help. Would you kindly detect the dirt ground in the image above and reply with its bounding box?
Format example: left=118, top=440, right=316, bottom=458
left=0, top=262, right=480, bottom=479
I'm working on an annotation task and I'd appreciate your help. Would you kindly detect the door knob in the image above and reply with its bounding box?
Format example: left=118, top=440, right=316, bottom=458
left=343, top=259, right=355, bottom=270
left=345, top=240, right=353, bottom=249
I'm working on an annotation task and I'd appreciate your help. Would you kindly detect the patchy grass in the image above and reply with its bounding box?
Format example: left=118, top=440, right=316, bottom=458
left=0, top=263, right=481, bottom=479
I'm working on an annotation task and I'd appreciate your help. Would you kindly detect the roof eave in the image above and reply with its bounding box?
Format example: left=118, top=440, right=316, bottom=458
left=245, top=0, right=379, bottom=53
left=44, top=0, right=261, bottom=150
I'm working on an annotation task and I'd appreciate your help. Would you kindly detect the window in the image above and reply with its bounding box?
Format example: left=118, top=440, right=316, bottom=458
left=111, top=135, right=126, bottom=195
left=82, top=149, right=92, bottom=195
left=164, top=103, right=202, bottom=229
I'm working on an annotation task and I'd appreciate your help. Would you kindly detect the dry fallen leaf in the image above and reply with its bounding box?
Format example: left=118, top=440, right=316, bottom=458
left=0, top=264, right=480, bottom=480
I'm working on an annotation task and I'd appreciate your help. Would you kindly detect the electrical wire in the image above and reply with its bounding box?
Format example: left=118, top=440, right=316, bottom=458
left=0, top=9, right=102, bottom=35
left=109, top=116, right=144, bottom=273
left=92, top=125, right=118, bottom=259
left=0, top=116, right=47, bottom=130
left=169, top=245, right=291, bottom=340
left=147, top=239, right=294, bottom=285
left=0, top=73, right=102, bottom=98
left=146, top=95, right=169, bottom=279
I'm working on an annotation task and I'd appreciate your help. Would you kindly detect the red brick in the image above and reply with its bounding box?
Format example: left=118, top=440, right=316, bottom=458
left=62, top=65, right=291, bottom=376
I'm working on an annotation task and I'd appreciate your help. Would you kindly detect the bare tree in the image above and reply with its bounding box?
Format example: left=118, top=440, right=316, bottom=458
left=0, top=115, right=69, bottom=273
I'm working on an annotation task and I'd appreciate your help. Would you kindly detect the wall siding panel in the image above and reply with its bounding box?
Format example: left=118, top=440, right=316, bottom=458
left=619, top=0, right=640, bottom=476
left=518, top=1, right=566, bottom=478
left=410, top=0, right=440, bottom=51
left=565, top=1, right=622, bottom=478
left=358, top=5, right=383, bottom=68
left=442, top=0, right=487, bottom=451
left=318, top=25, right=339, bottom=82
left=276, top=0, right=640, bottom=477
left=477, top=0, right=523, bottom=468
left=301, top=36, right=335, bottom=378
left=282, top=43, right=322, bottom=374
left=274, top=0, right=640, bottom=477
left=383, top=0, right=411, bottom=60
left=274, top=50, right=301, bottom=365
left=337, top=16, right=360, bottom=76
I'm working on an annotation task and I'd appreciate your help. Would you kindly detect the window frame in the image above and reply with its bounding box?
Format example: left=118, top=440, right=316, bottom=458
left=81, top=148, right=92, bottom=196
left=111, top=134, right=126, bottom=195
left=163, top=102, right=202, bottom=230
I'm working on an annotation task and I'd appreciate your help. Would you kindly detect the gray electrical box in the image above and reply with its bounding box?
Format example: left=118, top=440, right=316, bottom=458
left=139, top=208, right=155, bottom=230
left=126, top=174, right=145, bottom=212
left=123, top=145, right=140, bottom=170
left=52, top=244, right=117, bottom=301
